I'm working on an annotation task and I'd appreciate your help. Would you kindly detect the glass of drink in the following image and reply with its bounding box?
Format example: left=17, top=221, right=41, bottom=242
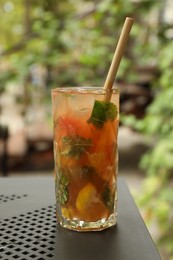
left=51, top=87, right=119, bottom=231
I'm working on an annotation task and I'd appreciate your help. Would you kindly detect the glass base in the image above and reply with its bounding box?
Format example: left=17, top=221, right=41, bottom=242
left=57, top=213, right=117, bottom=232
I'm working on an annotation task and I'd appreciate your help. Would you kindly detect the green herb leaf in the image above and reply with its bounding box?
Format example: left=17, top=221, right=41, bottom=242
left=61, top=135, right=92, bottom=159
left=79, top=165, right=96, bottom=178
left=88, top=100, right=117, bottom=128
left=102, top=186, right=114, bottom=211
left=56, top=174, right=69, bottom=205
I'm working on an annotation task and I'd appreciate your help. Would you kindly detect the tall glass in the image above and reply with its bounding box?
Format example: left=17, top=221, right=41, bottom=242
left=51, top=87, right=119, bottom=231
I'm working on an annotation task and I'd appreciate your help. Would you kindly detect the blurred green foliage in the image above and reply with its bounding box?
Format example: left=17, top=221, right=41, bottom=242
left=0, top=0, right=162, bottom=89
left=122, top=37, right=173, bottom=260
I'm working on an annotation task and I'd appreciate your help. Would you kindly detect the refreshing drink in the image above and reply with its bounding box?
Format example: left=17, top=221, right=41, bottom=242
left=51, top=87, right=119, bottom=231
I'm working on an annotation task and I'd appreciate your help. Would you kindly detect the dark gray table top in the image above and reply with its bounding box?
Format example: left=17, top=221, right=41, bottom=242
left=0, top=176, right=161, bottom=260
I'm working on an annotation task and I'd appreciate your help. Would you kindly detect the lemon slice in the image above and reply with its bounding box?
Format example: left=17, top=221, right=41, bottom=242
left=61, top=207, right=71, bottom=219
left=76, top=183, right=96, bottom=214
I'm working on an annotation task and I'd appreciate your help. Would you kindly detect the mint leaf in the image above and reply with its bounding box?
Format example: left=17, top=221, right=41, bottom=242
left=61, top=135, right=92, bottom=159
left=88, top=100, right=117, bottom=128
left=102, top=186, right=114, bottom=211
left=80, top=165, right=96, bottom=178
left=56, top=173, right=69, bottom=205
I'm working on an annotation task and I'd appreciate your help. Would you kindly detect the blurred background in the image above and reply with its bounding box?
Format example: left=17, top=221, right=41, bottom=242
left=0, top=0, right=173, bottom=259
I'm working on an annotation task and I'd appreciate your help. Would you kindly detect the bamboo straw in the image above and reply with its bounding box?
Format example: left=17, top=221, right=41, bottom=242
left=104, top=17, right=134, bottom=101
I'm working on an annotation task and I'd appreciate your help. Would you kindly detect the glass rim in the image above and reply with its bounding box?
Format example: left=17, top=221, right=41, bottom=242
left=51, top=86, right=119, bottom=94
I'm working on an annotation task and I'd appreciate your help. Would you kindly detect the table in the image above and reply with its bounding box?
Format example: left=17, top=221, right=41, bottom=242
left=0, top=177, right=161, bottom=260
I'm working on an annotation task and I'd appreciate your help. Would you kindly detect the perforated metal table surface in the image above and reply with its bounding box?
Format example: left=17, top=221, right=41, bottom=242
left=0, top=177, right=161, bottom=260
